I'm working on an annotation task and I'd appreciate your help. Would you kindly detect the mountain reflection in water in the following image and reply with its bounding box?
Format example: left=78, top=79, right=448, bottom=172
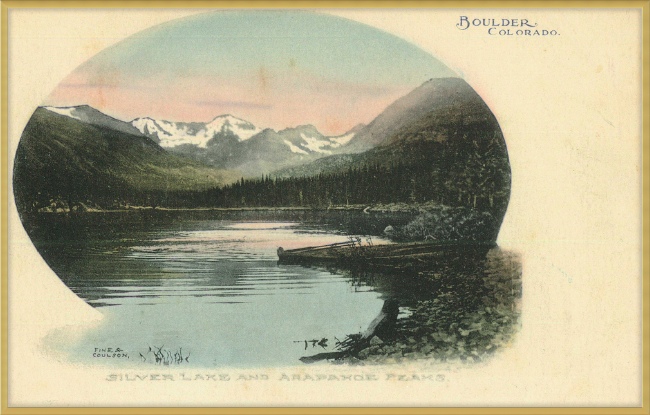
left=26, top=211, right=520, bottom=368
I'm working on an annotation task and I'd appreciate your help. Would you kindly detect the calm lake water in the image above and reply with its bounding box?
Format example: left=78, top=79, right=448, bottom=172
left=26, top=210, right=522, bottom=368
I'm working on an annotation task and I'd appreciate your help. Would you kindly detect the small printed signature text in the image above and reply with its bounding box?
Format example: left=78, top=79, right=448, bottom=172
left=93, top=347, right=129, bottom=359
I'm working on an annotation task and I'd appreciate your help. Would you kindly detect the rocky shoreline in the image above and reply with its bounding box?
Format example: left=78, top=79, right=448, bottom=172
left=337, top=297, right=521, bottom=366
left=303, top=248, right=523, bottom=367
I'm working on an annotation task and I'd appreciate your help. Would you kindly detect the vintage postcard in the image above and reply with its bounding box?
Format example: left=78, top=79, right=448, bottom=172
left=2, top=5, right=647, bottom=409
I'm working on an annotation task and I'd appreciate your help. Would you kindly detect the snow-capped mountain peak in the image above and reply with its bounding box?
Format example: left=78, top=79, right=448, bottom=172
left=39, top=105, right=363, bottom=178
left=329, top=132, right=355, bottom=147
left=283, top=139, right=308, bottom=154
left=43, top=105, right=83, bottom=120
left=43, top=105, right=145, bottom=137
left=131, top=115, right=262, bottom=148
left=205, top=115, right=261, bottom=141
left=299, top=132, right=332, bottom=154
left=275, top=124, right=362, bottom=155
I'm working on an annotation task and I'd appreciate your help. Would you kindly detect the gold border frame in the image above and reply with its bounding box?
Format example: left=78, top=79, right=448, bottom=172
left=1, top=2, right=648, bottom=413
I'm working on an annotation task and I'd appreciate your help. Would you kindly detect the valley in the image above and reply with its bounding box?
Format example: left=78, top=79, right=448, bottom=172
left=14, top=77, right=511, bottom=243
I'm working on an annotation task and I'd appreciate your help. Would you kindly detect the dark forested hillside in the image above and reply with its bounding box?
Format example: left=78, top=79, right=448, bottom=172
left=14, top=76, right=511, bottom=242
left=272, top=77, right=511, bottom=222
left=131, top=138, right=506, bottom=209
left=13, top=108, right=237, bottom=213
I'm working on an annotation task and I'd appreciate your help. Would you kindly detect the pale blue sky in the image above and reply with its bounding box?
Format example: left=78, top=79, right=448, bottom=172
left=47, top=10, right=458, bottom=135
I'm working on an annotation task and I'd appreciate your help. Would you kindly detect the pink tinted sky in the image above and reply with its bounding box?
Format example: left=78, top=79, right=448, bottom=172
left=46, top=70, right=412, bottom=136
left=43, top=11, right=456, bottom=136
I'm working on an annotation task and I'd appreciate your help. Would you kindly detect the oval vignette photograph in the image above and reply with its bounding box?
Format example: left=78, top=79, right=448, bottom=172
left=12, top=10, right=521, bottom=369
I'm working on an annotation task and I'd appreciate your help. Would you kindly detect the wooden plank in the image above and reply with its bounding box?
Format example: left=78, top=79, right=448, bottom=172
left=285, top=241, right=353, bottom=253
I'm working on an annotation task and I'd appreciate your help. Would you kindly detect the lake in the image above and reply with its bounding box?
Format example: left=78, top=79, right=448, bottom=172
left=25, top=210, right=522, bottom=368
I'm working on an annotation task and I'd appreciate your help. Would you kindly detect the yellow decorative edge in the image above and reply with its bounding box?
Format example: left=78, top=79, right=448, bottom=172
left=0, top=1, right=648, bottom=413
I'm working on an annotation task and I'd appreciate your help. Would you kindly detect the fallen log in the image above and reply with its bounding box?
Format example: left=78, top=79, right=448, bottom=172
left=300, top=299, right=399, bottom=364
left=278, top=241, right=495, bottom=269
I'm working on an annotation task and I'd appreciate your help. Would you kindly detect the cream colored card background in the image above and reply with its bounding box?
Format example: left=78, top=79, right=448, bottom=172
left=5, top=7, right=643, bottom=407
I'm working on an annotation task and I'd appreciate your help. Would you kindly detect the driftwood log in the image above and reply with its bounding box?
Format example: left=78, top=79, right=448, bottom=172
left=299, top=299, right=399, bottom=364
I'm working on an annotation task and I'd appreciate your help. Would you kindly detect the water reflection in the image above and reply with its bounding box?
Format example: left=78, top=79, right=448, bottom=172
left=34, top=212, right=390, bottom=367
left=26, top=211, right=521, bottom=367
left=300, top=247, right=522, bottom=365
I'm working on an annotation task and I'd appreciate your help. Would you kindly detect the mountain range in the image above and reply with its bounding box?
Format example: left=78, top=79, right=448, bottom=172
left=41, top=105, right=365, bottom=177
left=130, top=114, right=361, bottom=154
left=14, top=77, right=511, bottom=223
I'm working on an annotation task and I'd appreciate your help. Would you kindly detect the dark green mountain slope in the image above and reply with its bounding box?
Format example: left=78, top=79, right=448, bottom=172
left=273, top=77, right=511, bottom=222
left=13, top=107, right=237, bottom=213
